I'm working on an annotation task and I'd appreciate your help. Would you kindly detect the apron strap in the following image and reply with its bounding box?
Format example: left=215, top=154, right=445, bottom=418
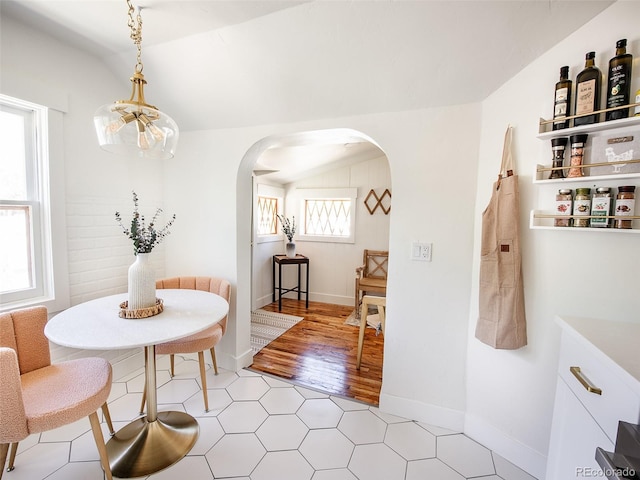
left=497, top=125, right=514, bottom=188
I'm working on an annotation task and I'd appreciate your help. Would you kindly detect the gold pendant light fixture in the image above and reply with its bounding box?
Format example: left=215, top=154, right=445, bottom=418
left=94, top=0, right=178, bottom=159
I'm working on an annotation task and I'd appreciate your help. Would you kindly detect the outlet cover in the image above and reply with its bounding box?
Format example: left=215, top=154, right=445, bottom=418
left=411, top=242, right=432, bottom=262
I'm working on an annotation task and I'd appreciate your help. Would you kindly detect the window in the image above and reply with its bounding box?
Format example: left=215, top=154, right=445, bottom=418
left=298, top=188, right=357, bottom=243
left=255, top=183, right=284, bottom=243
left=257, top=196, right=278, bottom=235
left=0, top=95, right=53, bottom=308
left=305, top=199, right=351, bottom=236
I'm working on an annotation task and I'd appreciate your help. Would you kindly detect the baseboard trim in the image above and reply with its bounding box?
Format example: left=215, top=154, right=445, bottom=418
left=464, top=414, right=546, bottom=479
left=219, top=347, right=254, bottom=372
left=310, top=293, right=353, bottom=307
left=378, top=391, right=465, bottom=432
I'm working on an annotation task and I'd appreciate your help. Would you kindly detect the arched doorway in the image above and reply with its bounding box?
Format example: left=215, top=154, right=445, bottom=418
left=236, top=128, right=391, bottom=402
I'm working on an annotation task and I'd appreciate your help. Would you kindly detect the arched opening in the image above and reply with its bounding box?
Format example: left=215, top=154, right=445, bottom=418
left=236, top=128, right=391, bottom=403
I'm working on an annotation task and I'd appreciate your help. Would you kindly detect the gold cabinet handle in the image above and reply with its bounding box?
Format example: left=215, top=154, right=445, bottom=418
left=570, top=366, right=602, bottom=395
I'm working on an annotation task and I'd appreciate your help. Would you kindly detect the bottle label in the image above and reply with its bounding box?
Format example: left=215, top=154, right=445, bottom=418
left=573, top=199, right=591, bottom=215
left=555, top=200, right=572, bottom=215
left=576, top=79, right=597, bottom=115
left=615, top=198, right=635, bottom=217
left=607, top=65, right=629, bottom=108
left=591, top=197, right=611, bottom=226
left=554, top=87, right=569, bottom=124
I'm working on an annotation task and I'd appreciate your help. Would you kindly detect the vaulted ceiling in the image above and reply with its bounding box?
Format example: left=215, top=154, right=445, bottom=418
left=2, top=1, right=613, bottom=181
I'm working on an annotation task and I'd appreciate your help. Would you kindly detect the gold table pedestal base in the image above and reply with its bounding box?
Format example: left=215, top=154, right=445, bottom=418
left=107, top=411, right=199, bottom=478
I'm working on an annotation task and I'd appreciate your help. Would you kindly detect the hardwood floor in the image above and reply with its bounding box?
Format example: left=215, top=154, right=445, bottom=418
left=250, top=299, right=384, bottom=405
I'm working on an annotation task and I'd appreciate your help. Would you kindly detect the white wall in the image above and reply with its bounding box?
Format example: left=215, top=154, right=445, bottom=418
left=163, top=103, right=481, bottom=428
left=466, top=3, right=640, bottom=478
left=1, top=14, right=168, bottom=310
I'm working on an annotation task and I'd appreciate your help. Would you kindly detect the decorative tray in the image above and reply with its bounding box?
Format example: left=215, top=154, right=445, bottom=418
left=119, top=298, right=164, bottom=319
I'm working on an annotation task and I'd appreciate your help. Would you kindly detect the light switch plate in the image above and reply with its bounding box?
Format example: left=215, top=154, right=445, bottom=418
left=411, top=242, right=432, bottom=262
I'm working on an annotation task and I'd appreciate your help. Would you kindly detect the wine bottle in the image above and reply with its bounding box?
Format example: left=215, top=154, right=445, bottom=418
left=574, top=52, right=602, bottom=126
left=552, top=66, right=572, bottom=130
left=605, top=39, right=633, bottom=121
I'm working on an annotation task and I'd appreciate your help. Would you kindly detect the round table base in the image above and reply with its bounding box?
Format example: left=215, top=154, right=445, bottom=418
left=106, top=411, right=199, bottom=478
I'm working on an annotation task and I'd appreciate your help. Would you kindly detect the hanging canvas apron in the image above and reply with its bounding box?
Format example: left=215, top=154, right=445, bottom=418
left=475, top=126, right=527, bottom=349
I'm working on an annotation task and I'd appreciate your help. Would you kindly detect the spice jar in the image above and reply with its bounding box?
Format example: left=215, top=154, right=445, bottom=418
left=554, top=189, right=573, bottom=227
left=590, top=187, right=612, bottom=228
left=567, top=134, right=588, bottom=178
left=573, top=187, right=591, bottom=227
left=549, top=138, right=568, bottom=179
left=614, top=185, right=636, bottom=229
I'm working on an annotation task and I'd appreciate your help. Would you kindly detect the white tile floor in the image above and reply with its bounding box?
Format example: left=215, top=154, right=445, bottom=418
left=5, top=353, right=538, bottom=480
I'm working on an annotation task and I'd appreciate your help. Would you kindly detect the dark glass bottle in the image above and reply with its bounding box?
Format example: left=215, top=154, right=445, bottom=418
left=553, top=66, right=572, bottom=130
left=574, top=52, right=602, bottom=126
left=606, top=39, right=633, bottom=121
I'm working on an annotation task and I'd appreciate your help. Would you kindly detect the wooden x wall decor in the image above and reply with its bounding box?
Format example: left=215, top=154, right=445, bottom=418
left=364, top=188, right=391, bottom=215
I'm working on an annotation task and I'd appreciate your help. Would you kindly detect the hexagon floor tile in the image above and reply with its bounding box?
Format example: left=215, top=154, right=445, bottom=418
left=11, top=354, right=537, bottom=480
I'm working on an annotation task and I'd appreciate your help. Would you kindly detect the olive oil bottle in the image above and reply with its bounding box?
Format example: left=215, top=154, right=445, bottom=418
left=605, top=39, right=633, bottom=121
left=553, top=66, right=572, bottom=130
left=574, top=52, right=602, bottom=126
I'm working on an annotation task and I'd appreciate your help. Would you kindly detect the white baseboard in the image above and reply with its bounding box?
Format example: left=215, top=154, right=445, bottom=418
left=219, top=347, right=254, bottom=372
left=465, top=414, right=546, bottom=479
left=311, top=293, right=353, bottom=306
left=379, top=390, right=465, bottom=432
left=255, top=292, right=354, bottom=308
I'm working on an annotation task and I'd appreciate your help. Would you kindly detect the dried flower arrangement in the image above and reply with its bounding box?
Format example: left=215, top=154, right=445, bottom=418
left=277, top=214, right=296, bottom=242
left=115, top=191, right=176, bottom=254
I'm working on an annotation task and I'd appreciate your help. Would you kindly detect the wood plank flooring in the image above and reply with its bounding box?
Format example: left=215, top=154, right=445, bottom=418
left=250, top=299, right=384, bottom=405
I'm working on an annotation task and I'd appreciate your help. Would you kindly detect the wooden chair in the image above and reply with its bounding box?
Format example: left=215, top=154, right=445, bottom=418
left=140, top=276, right=231, bottom=413
left=0, top=306, right=114, bottom=480
left=355, top=249, right=388, bottom=317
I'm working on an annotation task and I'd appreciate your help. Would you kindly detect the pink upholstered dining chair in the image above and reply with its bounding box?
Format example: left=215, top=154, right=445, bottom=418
left=140, top=276, right=231, bottom=413
left=0, top=306, right=114, bottom=480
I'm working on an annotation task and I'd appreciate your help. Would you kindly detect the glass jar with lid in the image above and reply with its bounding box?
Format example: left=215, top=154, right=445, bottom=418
left=573, top=187, right=591, bottom=227
left=554, top=189, right=572, bottom=227
left=591, top=187, right=612, bottom=228
left=614, top=185, right=636, bottom=229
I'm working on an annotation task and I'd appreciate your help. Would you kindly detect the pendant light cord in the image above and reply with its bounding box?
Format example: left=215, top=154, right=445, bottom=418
left=126, top=0, right=144, bottom=74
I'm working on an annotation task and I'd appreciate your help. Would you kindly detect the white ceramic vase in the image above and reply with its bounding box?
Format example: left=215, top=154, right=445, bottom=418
left=127, top=253, right=156, bottom=310
left=286, top=242, right=296, bottom=258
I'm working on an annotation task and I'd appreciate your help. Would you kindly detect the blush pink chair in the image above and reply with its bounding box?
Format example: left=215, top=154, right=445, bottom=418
left=140, top=276, right=231, bottom=413
left=0, top=306, right=114, bottom=480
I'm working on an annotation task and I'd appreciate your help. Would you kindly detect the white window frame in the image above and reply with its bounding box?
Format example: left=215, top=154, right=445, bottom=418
left=296, top=188, right=357, bottom=244
left=0, top=94, right=69, bottom=313
left=255, top=183, right=284, bottom=244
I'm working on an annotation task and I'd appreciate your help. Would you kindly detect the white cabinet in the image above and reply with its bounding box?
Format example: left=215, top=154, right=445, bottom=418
left=546, top=376, right=613, bottom=479
left=546, top=317, right=640, bottom=480
left=531, top=116, right=640, bottom=232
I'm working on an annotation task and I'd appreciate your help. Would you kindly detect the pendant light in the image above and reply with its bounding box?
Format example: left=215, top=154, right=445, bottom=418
left=94, top=0, right=178, bottom=159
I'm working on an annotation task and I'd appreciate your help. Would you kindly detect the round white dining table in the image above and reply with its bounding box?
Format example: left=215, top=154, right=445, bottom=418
left=45, top=289, right=229, bottom=478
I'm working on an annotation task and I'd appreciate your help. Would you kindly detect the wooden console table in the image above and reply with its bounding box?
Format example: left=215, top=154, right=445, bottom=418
left=272, top=254, right=309, bottom=311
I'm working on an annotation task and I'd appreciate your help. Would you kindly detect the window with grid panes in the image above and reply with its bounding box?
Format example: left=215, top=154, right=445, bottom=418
left=305, top=199, right=351, bottom=236
left=257, top=196, right=278, bottom=235
left=298, top=188, right=357, bottom=243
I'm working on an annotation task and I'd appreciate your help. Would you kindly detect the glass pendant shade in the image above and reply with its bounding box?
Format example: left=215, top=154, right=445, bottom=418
left=94, top=71, right=178, bottom=160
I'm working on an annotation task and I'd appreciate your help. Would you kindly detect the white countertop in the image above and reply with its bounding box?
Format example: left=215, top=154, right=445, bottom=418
left=556, top=315, right=640, bottom=394
left=45, top=289, right=229, bottom=350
